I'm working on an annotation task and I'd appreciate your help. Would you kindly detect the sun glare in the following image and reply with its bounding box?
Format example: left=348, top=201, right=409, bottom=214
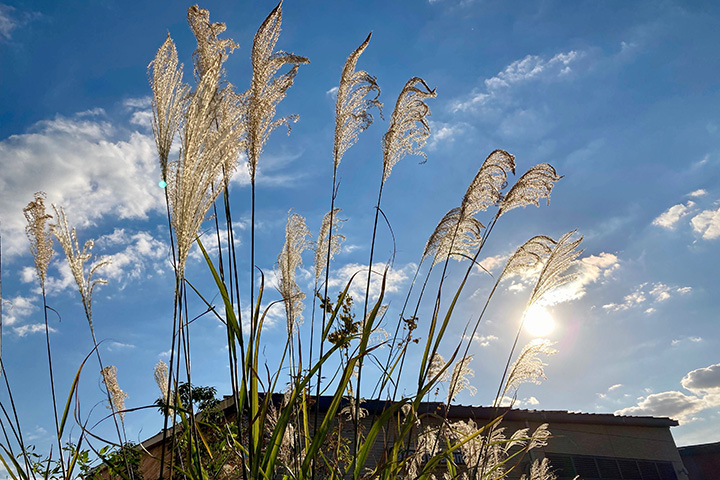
left=523, top=305, right=555, bottom=337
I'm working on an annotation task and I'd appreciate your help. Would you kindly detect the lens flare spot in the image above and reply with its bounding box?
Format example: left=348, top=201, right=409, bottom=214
left=523, top=305, right=555, bottom=337
left=158, top=180, right=167, bottom=188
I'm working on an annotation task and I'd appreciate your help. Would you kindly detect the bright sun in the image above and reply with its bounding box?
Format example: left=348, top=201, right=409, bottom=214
left=523, top=305, right=555, bottom=337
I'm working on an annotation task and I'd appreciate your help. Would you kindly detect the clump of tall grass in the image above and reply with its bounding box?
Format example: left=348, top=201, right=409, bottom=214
left=0, top=3, right=584, bottom=480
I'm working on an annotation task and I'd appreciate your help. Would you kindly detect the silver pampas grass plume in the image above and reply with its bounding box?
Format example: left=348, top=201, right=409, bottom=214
left=461, top=149, right=516, bottom=216
left=276, top=212, right=311, bottom=335
left=423, top=207, right=484, bottom=266
left=154, top=360, right=173, bottom=409
left=381, top=77, right=436, bottom=183
left=447, top=355, right=477, bottom=403
left=23, top=192, right=54, bottom=289
left=333, top=33, right=382, bottom=169
left=423, top=150, right=516, bottom=266
left=50, top=205, right=110, bottom=331
left=502, top=339, right=557, bottom=398
left=499, top=163, right=562, bottom=216
left=246, top=1, right=309, bottom=181
left=101, top=365, right=128, bottom=421
left=149, top=34, right=190, bottom=178
left=528, top=230, right=583, bottom=307
left=166, top=6, right=245, bottom=276
left=314, top=209, right=345, bottom=283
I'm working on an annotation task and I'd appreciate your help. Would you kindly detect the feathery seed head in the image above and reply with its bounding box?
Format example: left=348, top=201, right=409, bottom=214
left=447, top=355, right=477, bottom=403
left=333, top=33, right=382, bottom=169
left=529, top=230, right=583, bottom=306
left=154, top=360, right=172, bottom=408
left=246, top=1, right=309, bottom=181
left=500, top=235, right=556, bottom=281
left=314, top=209, right=345, bottom=282
left=149, top=34, right=190, bottom=178
left=50, top=205, right=110, bottom=328
left=499, top=163, right=562, bottom=216
left=340, top=396, right=368, bottom=422
left=503, top=339, right=557, bottom=398
left=382, top=77, right=436, bottom=183
left=461, top=150, right=516, bottom=216
left=101, top=365, right=128, bottom=421
left=424, top=207, right=484, bottom=266
left=187, top=5, right=238, bottom=80
left=522, top=457, right=557, bottom=480
left=23, top=192, right=54, bottom=289
left=167, top=7, right=245, bottom=277
left=427, top=353, right=450, bottom=383
left=276, top=212, right=311, bottom=335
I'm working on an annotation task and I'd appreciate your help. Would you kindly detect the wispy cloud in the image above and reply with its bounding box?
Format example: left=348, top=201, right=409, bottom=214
left=602, top=282, right=691, bottom=312
left=652, top=201, right=695, bottom=229
left=450, top=50, right=584, bottom=114
left=106, top=341, right=136, bottom=351
left=0, top=4, right=38, bottom=41
left=689, top=189, right=707, bottom=198
left=690, top=206, right=720, bottom=240
left=671, top=336, right=702, bottom=346
left=477, top=253, right=507, bottom=274
left=426, top=120, right=471, bottom=150
left=326, top=262, right=415, bottom=303
left=3, top=295, right=37, bottom=326
left=470, top=334, right=498, bottom=347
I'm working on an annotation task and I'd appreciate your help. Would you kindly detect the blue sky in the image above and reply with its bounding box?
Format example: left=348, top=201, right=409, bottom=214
left=1, top=0, right=720, bottom=459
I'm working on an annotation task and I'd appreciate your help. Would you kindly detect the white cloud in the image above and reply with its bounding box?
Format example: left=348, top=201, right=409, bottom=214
left=689, top=189, right=707, bottom=197
left=615, top=391, right=707, bottom=423
left=602, top=282, right=690, bottom=312
left=325, top=86, right=338, bottom=98
left=105, top=341, right=136, bottom=351
left=536, top=252, right=619, bottom=306
left=690, top=207, right=720, bottom=240
left=123, top=97, right=152, bottom=109
left=4, top=295, right=37, bottom=326
left=477, top=253, right=507, bottom=273
left=652, top=201, right=695, bottom=229
left=681, top=363, right=720, bottom=394
left=96, top=229, right=169, bottom=288
left=228, top=151, right=305, bottom=187
left=497, top=395, right=541, bottom=408
left=451, top=50, right=583, bottom=113
left=671, top=336, right=702, bottom=346
left=326, top=262, right=415, bottom=303
left=616, top=363, right=720, bottom=423
left=608, top=383, right=622, bottom=391
left=0, top=112, right=164, bottom=258
left=471, top=334, right=498, bottom=347
left=427, top=121, right=470, bottom=150
left=0, top=4, right=20, bottom=40
left=14, top=323, right=56, bottom=337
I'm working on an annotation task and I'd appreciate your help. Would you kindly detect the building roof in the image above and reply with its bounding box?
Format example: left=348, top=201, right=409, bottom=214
left=678, top=441, right=720, bottom=454
left=140, top=393, right=679, bottom=450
